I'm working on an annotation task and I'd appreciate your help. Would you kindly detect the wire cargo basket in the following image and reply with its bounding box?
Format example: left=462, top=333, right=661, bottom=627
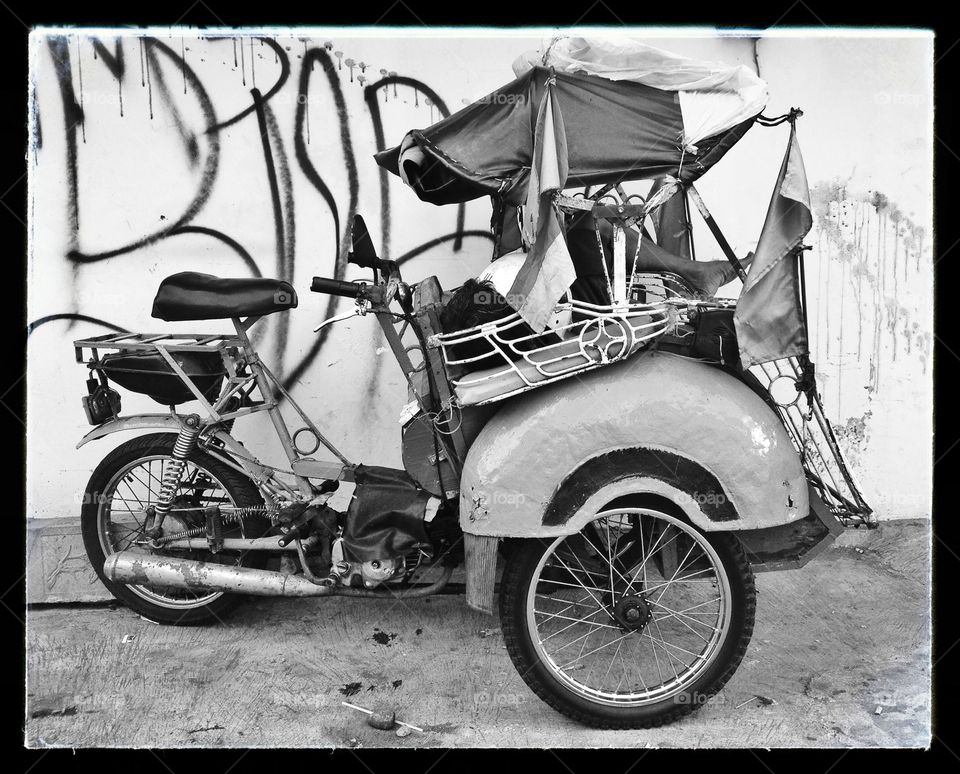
left=434, top=298, right=673, bottom=406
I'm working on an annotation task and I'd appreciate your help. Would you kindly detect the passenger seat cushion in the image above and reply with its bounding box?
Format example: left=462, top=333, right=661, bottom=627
left=151, top=272, right=297, bottom=321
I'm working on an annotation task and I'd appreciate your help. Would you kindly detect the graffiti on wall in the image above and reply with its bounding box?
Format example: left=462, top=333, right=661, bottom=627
left=28, top=34, right=494, bottom=393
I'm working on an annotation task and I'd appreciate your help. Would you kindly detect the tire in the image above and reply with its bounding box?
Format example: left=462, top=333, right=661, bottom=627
left=81, top=433, right=270, bottom=625
left=500, top=507, right=755, bottom=728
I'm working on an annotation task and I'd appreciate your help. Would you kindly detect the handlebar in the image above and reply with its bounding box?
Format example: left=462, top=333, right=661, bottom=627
left=310, top=277, right=363, bottom=298
left=310, top=260, right=404, bottom=309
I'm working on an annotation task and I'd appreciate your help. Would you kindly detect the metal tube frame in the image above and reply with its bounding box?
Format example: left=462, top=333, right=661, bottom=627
left=76, top=320, right=357, bottom=506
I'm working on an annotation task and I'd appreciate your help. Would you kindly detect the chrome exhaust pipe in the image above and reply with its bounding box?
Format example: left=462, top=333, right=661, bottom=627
left=103, top=551, right=336, bottom=598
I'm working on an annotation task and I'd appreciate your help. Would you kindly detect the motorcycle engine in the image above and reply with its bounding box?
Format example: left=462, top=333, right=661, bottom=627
left=328, top=537, right=415, bottom=588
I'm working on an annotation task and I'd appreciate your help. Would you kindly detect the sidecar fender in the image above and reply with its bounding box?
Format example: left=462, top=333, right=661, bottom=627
left=459, top=351, right=808, bottom=538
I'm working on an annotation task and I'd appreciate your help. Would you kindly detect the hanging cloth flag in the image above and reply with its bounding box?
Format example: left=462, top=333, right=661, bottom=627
left=506, top=75, right=577, bottom=332
left=734, top=118, right=813, bottom=367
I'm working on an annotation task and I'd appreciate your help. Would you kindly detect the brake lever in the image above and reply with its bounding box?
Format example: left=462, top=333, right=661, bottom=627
left=313, top=299, right=372, bottom=333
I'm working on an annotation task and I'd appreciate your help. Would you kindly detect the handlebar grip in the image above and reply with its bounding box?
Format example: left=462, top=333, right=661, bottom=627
left=310, top=277, right=361, bottom=297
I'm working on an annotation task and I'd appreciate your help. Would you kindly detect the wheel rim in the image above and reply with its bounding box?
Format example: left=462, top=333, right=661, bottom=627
left=525, top=508, right=732, bottom=707
left=98, top=454, right=248, bottom=610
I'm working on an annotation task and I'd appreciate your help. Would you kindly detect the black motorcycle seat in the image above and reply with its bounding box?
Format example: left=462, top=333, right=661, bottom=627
left=151, top=272, right=298, bottom=321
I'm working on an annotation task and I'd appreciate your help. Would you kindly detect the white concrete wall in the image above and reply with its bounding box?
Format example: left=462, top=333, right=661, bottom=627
left=27, top=29, right=933, bottom=523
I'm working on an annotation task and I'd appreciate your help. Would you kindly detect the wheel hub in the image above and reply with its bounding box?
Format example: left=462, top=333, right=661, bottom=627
left=611, top=594, right=651, bottom=631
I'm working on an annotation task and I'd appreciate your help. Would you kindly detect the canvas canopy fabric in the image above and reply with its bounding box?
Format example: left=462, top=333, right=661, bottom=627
left=734, top=120, right=813, bottom=367
left=375, top=42, right=810, bottom=364
left=513, top=37, right=769, bottom=149
left=374, top=65, right=759, bottom=207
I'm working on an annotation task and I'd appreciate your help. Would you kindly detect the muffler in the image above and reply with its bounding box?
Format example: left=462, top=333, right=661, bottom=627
left=104, top=551, right=335, bottom=597
left=103, top=551, right=454, bottom=598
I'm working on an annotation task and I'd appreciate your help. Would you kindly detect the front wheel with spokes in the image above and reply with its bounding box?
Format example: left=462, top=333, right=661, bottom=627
left=499, top=508, right=756, bottom=728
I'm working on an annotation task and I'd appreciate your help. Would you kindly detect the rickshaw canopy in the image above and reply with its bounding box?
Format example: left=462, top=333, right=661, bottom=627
left=376, top=38, right=813, bottom=369
left=375, top=39, right=769, bottom=206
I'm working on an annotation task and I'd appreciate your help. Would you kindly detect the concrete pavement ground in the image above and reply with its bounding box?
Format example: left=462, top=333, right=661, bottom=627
left=25, top=519, right=931, bottom=748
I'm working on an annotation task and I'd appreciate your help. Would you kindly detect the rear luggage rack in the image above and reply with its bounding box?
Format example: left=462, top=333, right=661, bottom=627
left=74, top=331, right=242, bottom=361
left=74, top=331, right=246, bottom=413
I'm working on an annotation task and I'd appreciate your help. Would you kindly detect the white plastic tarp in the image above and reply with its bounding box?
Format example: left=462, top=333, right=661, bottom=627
left=512, top=37, right=769, bottom=150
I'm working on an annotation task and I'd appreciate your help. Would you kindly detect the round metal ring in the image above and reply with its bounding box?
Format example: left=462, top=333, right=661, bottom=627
left=769, top=375, right=803, bottom=408
left=578, top=317, right=631, bottom=364
left=292, top=427, right=321, bottom=456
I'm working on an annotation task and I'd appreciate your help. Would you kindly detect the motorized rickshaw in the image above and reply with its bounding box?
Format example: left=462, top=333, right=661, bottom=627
left=72, top=38, right=873, bottom=728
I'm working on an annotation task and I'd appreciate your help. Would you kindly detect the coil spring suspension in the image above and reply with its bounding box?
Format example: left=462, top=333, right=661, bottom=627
left=146, top=415, right=201, bottom=536
left=154, top=507, right=272, bottom=543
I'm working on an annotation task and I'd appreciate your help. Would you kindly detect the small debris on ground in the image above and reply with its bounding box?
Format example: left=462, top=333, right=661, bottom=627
left=121, top=634, right=135, bottom=644
left=367, top=710, right=396, bottom=730
left=188, top=724, right=225, bottom=734
left=875, top=705, right=884, bottom=715
left=371, top=628, right=398, bottom=646
left=138, top=616, right=160, bottom=625
left=339, top=682, right=363, bottom=697
left=478, top=627, right=500, bottom=638
left=343, top=701, right=424, bottom=734
left=396, top=725, right=411, bottom=738
left=736, top=695, right=777, bottom=709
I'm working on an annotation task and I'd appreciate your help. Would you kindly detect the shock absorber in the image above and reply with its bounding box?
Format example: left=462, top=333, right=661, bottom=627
left=147, top=414, right=201, bottom=537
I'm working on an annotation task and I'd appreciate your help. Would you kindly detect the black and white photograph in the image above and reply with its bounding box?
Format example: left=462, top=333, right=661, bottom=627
left=21, top=22, right=935, bottom=751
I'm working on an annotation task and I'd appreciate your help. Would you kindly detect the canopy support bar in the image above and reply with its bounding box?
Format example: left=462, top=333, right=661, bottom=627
left=687, top=186, right=748, bottom=283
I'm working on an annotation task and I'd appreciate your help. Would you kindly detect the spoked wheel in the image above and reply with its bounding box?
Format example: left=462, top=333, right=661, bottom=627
left=81, top=433, right=269, bottom=625
left=500, top=508, right=755, bottom=728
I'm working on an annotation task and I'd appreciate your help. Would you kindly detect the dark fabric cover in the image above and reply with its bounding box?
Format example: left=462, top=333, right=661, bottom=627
left=341, top=465, right=431, bottom=563
left=691, top=309, right=742, bottom=370
left=439, top=279, right=561, bottom=370
left=650, top=176, right=692, bottom=259
left=564, top=214, right=699, bottom=308
left=152, top=272, right=298, bottom=321
left=100, top=351, right=225, bottom=405
left=375, top=67, right=756, bottom=206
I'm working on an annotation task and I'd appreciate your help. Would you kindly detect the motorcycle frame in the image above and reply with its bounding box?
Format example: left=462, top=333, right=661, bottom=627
left=75, top=295, right=463, bottom=512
